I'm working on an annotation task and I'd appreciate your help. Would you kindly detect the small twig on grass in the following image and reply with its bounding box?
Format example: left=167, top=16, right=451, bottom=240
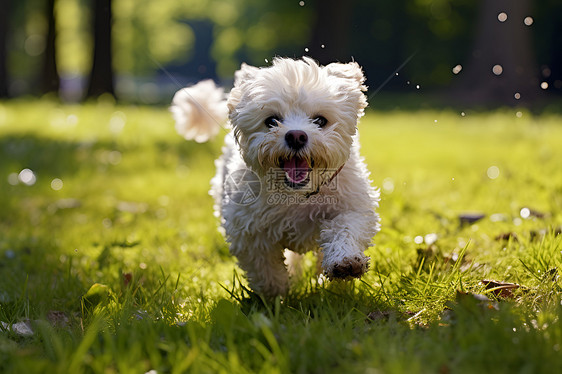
left=406, top=308, right=426, bottom=322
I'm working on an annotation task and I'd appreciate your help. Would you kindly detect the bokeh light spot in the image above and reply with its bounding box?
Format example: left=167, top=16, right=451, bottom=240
left=18, top=169, right=36, bottom=186
left=102, top=218, right=112, bottom=228
left=382, top=177, right=395, bottom=193
left=109, top=111, right=126, bottom=134
left=108, top=151, right=122, bottom=165
left=51, top=178, right=64, bottom=191
left=64, top=114, right=78, bottom=127
left=492, top=65, right=503, bottom=75
left=424, top=233, right=438, bottom=245
left=8, top=173, right=19, bottom=185
left=24, top=34, right=46, bottom=56
left=487, top=166, right=500, bottom=179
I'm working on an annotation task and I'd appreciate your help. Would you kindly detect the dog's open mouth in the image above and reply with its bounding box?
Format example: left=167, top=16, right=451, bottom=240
left=281, top=156, right=311, bottom=189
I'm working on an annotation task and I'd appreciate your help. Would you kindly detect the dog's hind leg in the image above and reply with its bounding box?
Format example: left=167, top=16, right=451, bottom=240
left=231, top=241, right=289, bottom=298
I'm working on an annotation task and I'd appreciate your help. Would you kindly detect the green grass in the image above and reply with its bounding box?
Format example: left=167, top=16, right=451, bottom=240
left=1, top=99, right=562, bottom=373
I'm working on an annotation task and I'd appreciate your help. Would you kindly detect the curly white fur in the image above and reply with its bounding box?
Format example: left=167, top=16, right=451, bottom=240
left=171, top=57, right=380, bottom=297
left=170, top=80, right=228, bottom=143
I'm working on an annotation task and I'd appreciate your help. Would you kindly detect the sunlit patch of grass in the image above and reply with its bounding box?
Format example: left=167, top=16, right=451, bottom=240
left=1, top=99, right=562, bottom=373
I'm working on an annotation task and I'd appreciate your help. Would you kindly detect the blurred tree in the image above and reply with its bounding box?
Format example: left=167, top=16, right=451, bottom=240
left=348, top=0, right=411, bottom=91
left=1, top=0, right=558, bottom=103
left=309, top=0, right=354, bottom=64
left=0, top=0, right=8, bottom=97
left=167, top=20, right=216, bottom=82
left=206, top=0, right=312, bottom=77
left=112, top=0, right=195, bottom=77
left=327, top=0, right=477, bottom=93
left=398, top=0, right=477, bottom=90
left=534, top=0, right=562, bottom=95
left=453, top=0, right=540, bottom=105
left=55, top=0, right=91, bottom=79
left=86, top=0, right=114, bottom=98
left=41, top=0, right=60, bottom=94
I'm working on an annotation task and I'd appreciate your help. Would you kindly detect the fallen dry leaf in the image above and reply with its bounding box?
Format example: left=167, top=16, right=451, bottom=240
left=123, top=272, right=133, bottom=287
left=459, top=213, right=485, bottom=226
left=47, top=311, right=69, bottom=328
left=452, top=290, right=500, bottom=311
left=495, top=232, right=519, bottom=242
left=366, top=310, right=391, bottom=323
left=481, top=279, right=522, bottom=299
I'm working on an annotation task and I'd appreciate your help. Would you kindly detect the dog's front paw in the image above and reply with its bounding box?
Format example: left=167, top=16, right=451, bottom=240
left=325, top=254, right=370, bottom=280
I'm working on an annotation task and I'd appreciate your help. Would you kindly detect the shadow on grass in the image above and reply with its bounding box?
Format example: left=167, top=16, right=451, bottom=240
left=218, top=270, right=392, bottom=322
left=0, top=134, right=217, bottom=179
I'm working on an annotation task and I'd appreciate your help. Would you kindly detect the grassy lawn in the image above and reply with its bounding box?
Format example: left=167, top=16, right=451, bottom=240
left=1, top=99, right=562, bottom=373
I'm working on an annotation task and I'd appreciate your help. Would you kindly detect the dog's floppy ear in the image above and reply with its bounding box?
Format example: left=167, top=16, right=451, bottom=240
left=325, top=62, right=367, bottom=91
left=234, top=63, right=259, bottom=87
left=326, top=61, right=368, bottom=116
left=228, top=63, right=259, bottom=112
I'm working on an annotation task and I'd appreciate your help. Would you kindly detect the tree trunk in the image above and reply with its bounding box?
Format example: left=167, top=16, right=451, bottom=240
left=0, top=0, right=10, bottom=97
left=41, top=0, right=60, bottom=95
left=309, top=0, right=354, bottom=65
left=86, top=0, right=114, bottom=98
left=453, top=0, right=540, bottom=106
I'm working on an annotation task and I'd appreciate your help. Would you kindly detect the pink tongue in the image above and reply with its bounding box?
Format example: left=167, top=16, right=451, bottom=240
left=283, top=157, right=309, bottom=184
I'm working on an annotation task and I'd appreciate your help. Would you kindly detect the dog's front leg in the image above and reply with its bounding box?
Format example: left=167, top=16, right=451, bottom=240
left=319, top=210, right=378, bottom=279
left=230, top=239, right=289, bottom=297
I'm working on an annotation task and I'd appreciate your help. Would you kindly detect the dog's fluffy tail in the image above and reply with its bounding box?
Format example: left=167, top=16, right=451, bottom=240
left=170, top=80, right=228, bottom=143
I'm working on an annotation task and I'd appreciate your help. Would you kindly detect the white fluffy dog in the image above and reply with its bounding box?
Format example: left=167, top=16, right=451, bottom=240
left=171, top=57, right=380, bottom=297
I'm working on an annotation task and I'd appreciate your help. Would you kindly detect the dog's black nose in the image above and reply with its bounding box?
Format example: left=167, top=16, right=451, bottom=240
left=285, top=130, right=308, bottom=150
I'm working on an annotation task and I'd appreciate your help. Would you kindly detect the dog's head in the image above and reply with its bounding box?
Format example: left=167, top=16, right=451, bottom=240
left=227, top=57, right=368, bottom=193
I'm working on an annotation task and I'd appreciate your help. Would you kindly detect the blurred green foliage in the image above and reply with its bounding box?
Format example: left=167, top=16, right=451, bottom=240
left=8, top=0, right=313, bottom=79
left=4, top=0, right=562, bottom=94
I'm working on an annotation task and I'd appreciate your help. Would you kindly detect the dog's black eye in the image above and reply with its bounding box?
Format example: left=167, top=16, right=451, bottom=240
left=264, top=116, right=281, bottom=128
left=313, top=116, right=328, bottom=127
